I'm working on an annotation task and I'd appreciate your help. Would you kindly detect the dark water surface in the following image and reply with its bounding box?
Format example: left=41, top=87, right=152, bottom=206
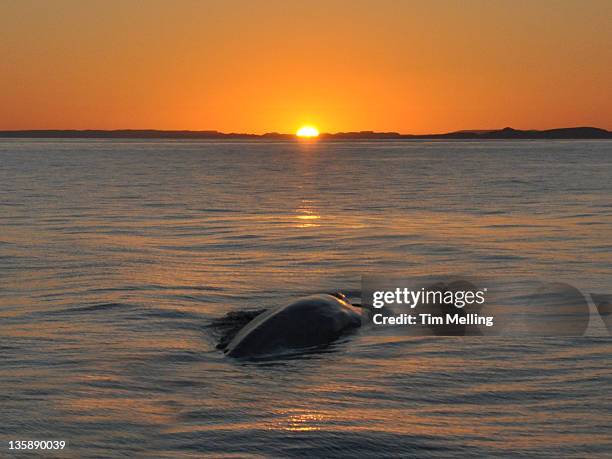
left=1, top=140, right=611, bottom=457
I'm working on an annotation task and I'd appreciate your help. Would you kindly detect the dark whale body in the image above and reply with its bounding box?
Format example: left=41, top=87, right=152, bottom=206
left=225, top=294, right=363, bottom=358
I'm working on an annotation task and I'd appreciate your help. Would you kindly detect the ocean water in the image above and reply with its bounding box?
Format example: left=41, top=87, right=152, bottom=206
left=1, top=139, right=611, bottom=458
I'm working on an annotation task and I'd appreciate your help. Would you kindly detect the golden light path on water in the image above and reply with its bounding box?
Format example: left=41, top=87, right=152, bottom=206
left=295, top=199, right=321, bottom=228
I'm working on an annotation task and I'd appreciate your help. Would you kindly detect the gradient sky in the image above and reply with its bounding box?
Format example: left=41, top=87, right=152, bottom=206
left=2, top=0, right=611, bottom=133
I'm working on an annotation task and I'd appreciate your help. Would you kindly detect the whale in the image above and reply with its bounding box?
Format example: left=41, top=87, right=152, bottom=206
left=216, top=285, right=612, bottom=359
left=224, top=293, right=364, bottom=358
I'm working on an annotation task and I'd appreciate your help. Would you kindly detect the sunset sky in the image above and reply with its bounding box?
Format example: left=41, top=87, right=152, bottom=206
left=2, top=0, right=611, bottom=134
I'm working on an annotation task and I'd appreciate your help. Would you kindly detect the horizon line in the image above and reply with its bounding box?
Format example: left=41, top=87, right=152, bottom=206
left=0, top=126, right=611, bottom=140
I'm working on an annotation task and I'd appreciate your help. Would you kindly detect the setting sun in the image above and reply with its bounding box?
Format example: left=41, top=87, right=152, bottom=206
left=296, top=126, right=319, bottom=138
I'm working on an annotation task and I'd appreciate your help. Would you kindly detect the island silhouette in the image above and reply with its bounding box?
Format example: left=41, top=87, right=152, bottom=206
left=1, top=126, right=610, bottom=140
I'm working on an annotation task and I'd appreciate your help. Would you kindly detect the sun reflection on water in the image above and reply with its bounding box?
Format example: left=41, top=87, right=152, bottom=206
left=271, top=409, right=327, bottom=432
left=295, top=199, right=321, bottom=228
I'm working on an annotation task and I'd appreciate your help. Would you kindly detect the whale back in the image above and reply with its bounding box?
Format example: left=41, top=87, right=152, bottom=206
left=226, top=294, right=362, bottom=358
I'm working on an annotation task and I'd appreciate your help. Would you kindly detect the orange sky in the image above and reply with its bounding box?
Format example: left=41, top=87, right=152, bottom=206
left=1, top=0, right=611, bottom=134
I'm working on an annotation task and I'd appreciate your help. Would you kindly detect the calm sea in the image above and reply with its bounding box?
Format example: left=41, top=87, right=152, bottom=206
left=1, top=139, right=611, bottom=457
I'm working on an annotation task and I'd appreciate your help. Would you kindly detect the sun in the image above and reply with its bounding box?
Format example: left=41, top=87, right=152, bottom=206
left=296, top=125, right=319, bottom=138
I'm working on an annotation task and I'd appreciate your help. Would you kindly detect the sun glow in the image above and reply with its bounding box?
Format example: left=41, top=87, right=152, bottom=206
left=296, top=126, right=319, bottom=138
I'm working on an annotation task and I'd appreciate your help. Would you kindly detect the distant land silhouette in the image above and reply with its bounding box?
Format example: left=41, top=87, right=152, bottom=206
left=0, top=127, right=610, bottom=140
